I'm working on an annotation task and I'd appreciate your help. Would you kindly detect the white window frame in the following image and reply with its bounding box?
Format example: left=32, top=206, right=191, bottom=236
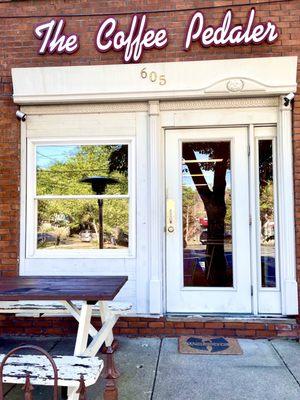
left=26, top=136, right=136, bottom=259
left=254, top=127, right=280, bottom=292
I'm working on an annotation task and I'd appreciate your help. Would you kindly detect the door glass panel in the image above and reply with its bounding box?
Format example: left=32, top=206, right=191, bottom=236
left=258, top=140, right=276, bottom=287
left=182, top=141, right=233, bottom=287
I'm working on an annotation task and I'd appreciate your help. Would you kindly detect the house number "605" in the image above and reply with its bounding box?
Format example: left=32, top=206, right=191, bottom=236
left=140, top=68, right=166, bottom=85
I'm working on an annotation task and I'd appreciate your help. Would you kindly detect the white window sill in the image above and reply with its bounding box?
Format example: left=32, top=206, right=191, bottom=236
left=26, top=249, right=134, bottom=259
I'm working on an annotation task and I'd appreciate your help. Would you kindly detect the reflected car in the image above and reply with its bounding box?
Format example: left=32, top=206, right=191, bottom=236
left=37, top=232, right=56, bottom=245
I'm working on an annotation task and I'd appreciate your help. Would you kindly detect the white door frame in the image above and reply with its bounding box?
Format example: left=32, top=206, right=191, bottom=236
left=161, top=97, right=298, bottom=316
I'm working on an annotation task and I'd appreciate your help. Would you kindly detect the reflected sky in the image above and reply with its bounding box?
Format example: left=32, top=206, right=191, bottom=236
left=37, top=146, right=80, bottom=168
left=182, top=150, right=231, bottom=190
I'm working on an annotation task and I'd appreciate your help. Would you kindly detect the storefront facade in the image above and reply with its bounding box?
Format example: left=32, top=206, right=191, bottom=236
left=0, top=0, right=300, bottom=337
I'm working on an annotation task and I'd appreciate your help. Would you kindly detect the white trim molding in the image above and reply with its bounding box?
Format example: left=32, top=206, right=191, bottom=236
left=12, top=57, right=297, bottom=105
left=278, top=96, right=298, bottom=315
left=148, top=101, right=163, bottom=314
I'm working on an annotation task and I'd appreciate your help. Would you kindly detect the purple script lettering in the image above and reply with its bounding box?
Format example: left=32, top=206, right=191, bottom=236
left=184, top=8, right=279, bottom=50
left=34, top=19, right=79, bottom=54
left=95, top=14, right=168, bottom=63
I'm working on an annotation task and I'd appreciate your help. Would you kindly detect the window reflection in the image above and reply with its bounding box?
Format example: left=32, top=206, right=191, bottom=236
left=36, top=145, right=128, bottom=196
left=37, top=199, right=129, bottom=250
left=259, top=140, right=276, bottom=287
left=182, top=141, right=233, bottom=287
left=35, top=144, right=130, bottom=252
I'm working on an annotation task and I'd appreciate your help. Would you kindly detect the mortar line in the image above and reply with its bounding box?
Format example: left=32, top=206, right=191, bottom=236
left=150, top=338, right=163, bottom=400
left=270, top=341, right=300, bottom=387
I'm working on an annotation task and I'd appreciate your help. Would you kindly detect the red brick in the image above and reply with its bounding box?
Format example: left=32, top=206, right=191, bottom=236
left=184, top=322, right=204, bottom=329
left=213, top=329, right=236, bottom=337
left=193, top=329, right=215, bottom=335
left=115, top=321, right=129, bottom=328
left=246, top=323, right=267, bottom=330
left=138, top=329, right=158, bottom=335
left=174, top=329, right=195, bottom=335
left=236, top=330, right=256, bottom=337
left=129, top=321, right=148, bottom=328
left=224, top=323, right=245, bottom=329
left=148, top=322, right=165, bottom=328
left=173, top=322, right=185, bottom=328
left=204, top=322, right=224, bottom=329
left=118, top=328, right=138, bottom=335
left=255, top=331, right=275, bottom=338
left=152, top=329, right=175, bottom=335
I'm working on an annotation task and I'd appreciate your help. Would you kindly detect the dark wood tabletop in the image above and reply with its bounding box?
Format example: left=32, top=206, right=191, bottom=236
left=0, top=276, right=128, bottom=302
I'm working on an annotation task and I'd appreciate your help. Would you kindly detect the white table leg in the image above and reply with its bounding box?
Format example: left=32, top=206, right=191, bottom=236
left=99, top=301, right=114, bottom=347
left=74, top=302, right=93, bottom=356
left=68, top=302, right=93, bottom=400
left=63, top=300, right=98, bottom=337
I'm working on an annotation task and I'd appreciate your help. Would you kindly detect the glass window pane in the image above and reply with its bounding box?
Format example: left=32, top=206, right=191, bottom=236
left=182, top=141, right=233, bottom=287
left=259, top=140, right=276, bottom=287
left=36, top=145, right=128, bottom=195
left=37, top=199, right=129, bottom=250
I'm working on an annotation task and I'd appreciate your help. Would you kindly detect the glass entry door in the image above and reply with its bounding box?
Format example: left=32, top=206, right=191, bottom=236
left=165, top=128, right=252, bottom=313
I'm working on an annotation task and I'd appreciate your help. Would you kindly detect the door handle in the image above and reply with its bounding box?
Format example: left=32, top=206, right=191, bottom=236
left=166, top=199, right=175, bottom=233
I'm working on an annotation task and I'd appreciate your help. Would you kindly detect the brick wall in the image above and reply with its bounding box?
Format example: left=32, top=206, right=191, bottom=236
left=0, top=315, right=298, bottom=339
left=0, top=0, right=299, bottom=335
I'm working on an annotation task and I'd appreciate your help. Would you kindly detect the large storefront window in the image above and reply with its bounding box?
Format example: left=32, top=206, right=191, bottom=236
left=27, top=141, right=133, bottom=257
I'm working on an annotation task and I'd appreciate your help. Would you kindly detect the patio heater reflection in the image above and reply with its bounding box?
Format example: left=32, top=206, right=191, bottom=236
left=80, top=176, right=118, bottom=249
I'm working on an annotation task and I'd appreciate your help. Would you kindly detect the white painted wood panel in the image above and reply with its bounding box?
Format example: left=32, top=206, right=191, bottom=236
left=12, top=57, right=297, bottom=104
left=0, top=354, right=103, bottom=387
left=170, top=107, right=278, bottom=127
left=26, top=113, right=135, bottom=137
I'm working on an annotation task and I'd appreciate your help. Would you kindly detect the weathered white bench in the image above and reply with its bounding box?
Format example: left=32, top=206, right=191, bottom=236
left=0, top=353, right=103, bottom=398
left=0, top=301, right=132, bottom=318
left=0, top=301, right=132, bottom=355
left=0, top=278, right=129, bottom=399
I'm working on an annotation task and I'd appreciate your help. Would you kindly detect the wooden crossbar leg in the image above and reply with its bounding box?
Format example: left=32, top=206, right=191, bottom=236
left=74, top=303, right=93, bottom=356
left=99, top=302, right=120, bottom=379
left=63, top=301, right=98, bottom=338
left=68, top=302, right=93, bottom=400
left=99, top=302, right=114, bottom=347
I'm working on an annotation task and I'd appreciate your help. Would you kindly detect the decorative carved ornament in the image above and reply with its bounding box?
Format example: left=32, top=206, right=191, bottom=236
left=226, top=79, right=245, bottom=92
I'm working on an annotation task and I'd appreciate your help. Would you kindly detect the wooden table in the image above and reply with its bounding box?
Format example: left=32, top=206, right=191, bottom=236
left=0, top=276, right=128, bottom=399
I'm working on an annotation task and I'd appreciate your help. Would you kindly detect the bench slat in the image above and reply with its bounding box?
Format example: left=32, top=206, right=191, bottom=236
left=0, top=301, right=132, bottom=315
left=0, top=354, right=103, bottom=387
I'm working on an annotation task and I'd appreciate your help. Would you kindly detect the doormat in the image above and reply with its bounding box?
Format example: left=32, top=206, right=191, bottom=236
left=179, top=336, right=243, bottom=355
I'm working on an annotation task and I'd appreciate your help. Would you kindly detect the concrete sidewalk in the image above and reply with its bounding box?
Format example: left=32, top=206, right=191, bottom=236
left=0, top=336, right=299, bottom=399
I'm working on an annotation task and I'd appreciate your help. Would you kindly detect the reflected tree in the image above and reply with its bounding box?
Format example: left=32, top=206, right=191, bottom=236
left=182, top=142, right=230, bottom=286
left=259, top=141, right=274, bottom=237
